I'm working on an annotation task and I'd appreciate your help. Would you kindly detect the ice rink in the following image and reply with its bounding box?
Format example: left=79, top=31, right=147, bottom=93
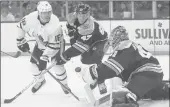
left=1, top=55, right=169, bottom=107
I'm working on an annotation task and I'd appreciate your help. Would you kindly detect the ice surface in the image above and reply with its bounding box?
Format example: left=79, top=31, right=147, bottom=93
left=1, top=55, right=169, bottom=107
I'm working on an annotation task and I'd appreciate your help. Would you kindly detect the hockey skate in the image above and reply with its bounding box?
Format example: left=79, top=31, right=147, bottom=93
left=32, top=79, right=46, bottom=93
left=61, top=84, right=71, bottom=94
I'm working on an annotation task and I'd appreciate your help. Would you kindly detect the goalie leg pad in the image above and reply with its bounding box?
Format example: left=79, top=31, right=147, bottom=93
left=79, top=64, right=98, bottom=85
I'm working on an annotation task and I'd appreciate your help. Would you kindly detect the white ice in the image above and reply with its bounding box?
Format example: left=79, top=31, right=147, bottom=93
left=1, top=55, right=169, bottom=107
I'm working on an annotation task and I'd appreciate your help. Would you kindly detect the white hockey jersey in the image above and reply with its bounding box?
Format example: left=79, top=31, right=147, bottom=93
left=17, top=11, right=63, bottom=57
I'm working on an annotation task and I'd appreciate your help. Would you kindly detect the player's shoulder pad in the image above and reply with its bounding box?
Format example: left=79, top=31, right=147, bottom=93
left=117, top=40, right=133, bottom=50
left=51, top=14, right=60, bottom=23
left=50, top=22, right=63, bottom=37
left=66, top=12, right=77, bottom=26
left=17, top=11, right=38, bottom=29
left=24, top=11, right=38, bottom=22
left=45, top=14, right=60, bottom=35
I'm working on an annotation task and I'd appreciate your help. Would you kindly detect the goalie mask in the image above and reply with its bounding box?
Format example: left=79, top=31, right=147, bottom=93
left=103, top=26, right=129, bottom=53
left=109, top=26, right=129, bottom=48
left=37, top=1, right=52, bottom=23
left=75, top=3, right=91, bottom=24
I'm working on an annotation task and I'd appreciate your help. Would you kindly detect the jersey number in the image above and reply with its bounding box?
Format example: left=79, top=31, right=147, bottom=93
left=55, top=34, right=62, bottom=42
left=20, top=18, right=26, bottom=26
left=81, top=35, right=92, bottom=41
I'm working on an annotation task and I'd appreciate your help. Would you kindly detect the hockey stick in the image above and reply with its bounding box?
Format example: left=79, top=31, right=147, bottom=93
left=1, top=61, right=57, bottom=104
left=2, top=79, right=37, bottom=104
left=27, top=50, right=83, bottom=102
left=46, top=71, right=80, bottom=101
left=1, top=51, right=21, bottom=58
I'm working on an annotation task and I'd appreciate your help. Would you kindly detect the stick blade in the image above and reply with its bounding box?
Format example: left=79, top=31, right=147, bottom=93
left=1, top=98, right=14, bottom=104
left=14, top=51, right=21, bottom=58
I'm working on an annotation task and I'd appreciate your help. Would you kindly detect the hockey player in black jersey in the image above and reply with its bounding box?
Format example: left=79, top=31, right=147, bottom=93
left=57, top=3, right=108, bottom=94
left=77, top=26, right=169, bottom=107
left=61, top=3, right=108, bottom=65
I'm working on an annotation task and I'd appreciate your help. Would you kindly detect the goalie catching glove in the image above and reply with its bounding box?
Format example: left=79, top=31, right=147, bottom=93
left=16, top=38, right=30, bottom=52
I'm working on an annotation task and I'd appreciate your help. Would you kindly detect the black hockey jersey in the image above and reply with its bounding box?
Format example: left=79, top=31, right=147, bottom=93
left=72, top=21, right=107, bottom=53
left=64, top=16, right=108, bottom=59
left=100, top=40, right=163, bottom=82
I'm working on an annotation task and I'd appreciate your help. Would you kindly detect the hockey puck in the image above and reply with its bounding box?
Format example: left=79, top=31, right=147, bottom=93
left=75, top=67, right=81, bottom=72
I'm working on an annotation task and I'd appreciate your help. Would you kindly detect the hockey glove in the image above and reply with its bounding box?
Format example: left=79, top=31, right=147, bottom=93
left=66, top=23, right=76, bottom=37
left=57, top=53, right=70, bottom=65
left=17, top=38, right=30, bottom=52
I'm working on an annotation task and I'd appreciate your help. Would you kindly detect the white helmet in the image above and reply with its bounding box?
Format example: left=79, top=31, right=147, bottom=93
left=37, top=1, right=52, bottom=12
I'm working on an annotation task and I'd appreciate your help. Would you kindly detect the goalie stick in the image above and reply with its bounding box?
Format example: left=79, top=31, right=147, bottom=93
left=1, top=51, right=21, bottom=58
left=1, top=61, right=57, bottom=104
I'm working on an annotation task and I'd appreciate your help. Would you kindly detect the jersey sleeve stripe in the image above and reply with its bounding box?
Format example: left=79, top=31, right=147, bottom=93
left=72, top=41, right=89, bottom=53
left=134, top=63, right=163, bottom=74
left=128, top=63, right=163, bottom=82
left=103, top=61, right=121, bottom=75
left=76, top=41, right=89, bottom=49
left=72, top=43, right=86, bottom=53
left=108, top=59, right=124, bottom=71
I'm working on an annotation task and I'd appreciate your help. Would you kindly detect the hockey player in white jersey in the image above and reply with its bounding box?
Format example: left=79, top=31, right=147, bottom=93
left=16, top=1, right=70, bottom=94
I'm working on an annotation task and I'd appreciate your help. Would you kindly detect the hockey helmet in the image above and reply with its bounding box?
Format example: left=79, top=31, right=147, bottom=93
left=75, top=3, right=91, bottom=14
left=37, top=1, right=52, bottom=23
left=109, top=26, right=129, bottom=48
left=37, top=1, right=52, bottom=12
left=75, top=3, right=91, bottom=24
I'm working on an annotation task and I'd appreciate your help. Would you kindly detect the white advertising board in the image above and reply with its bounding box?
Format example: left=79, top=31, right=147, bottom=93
left=1, top=20, right=169, bottom=54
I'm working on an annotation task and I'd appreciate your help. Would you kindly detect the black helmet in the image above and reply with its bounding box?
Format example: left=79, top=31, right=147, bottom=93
left=75, top=3, right=91, bottom=14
